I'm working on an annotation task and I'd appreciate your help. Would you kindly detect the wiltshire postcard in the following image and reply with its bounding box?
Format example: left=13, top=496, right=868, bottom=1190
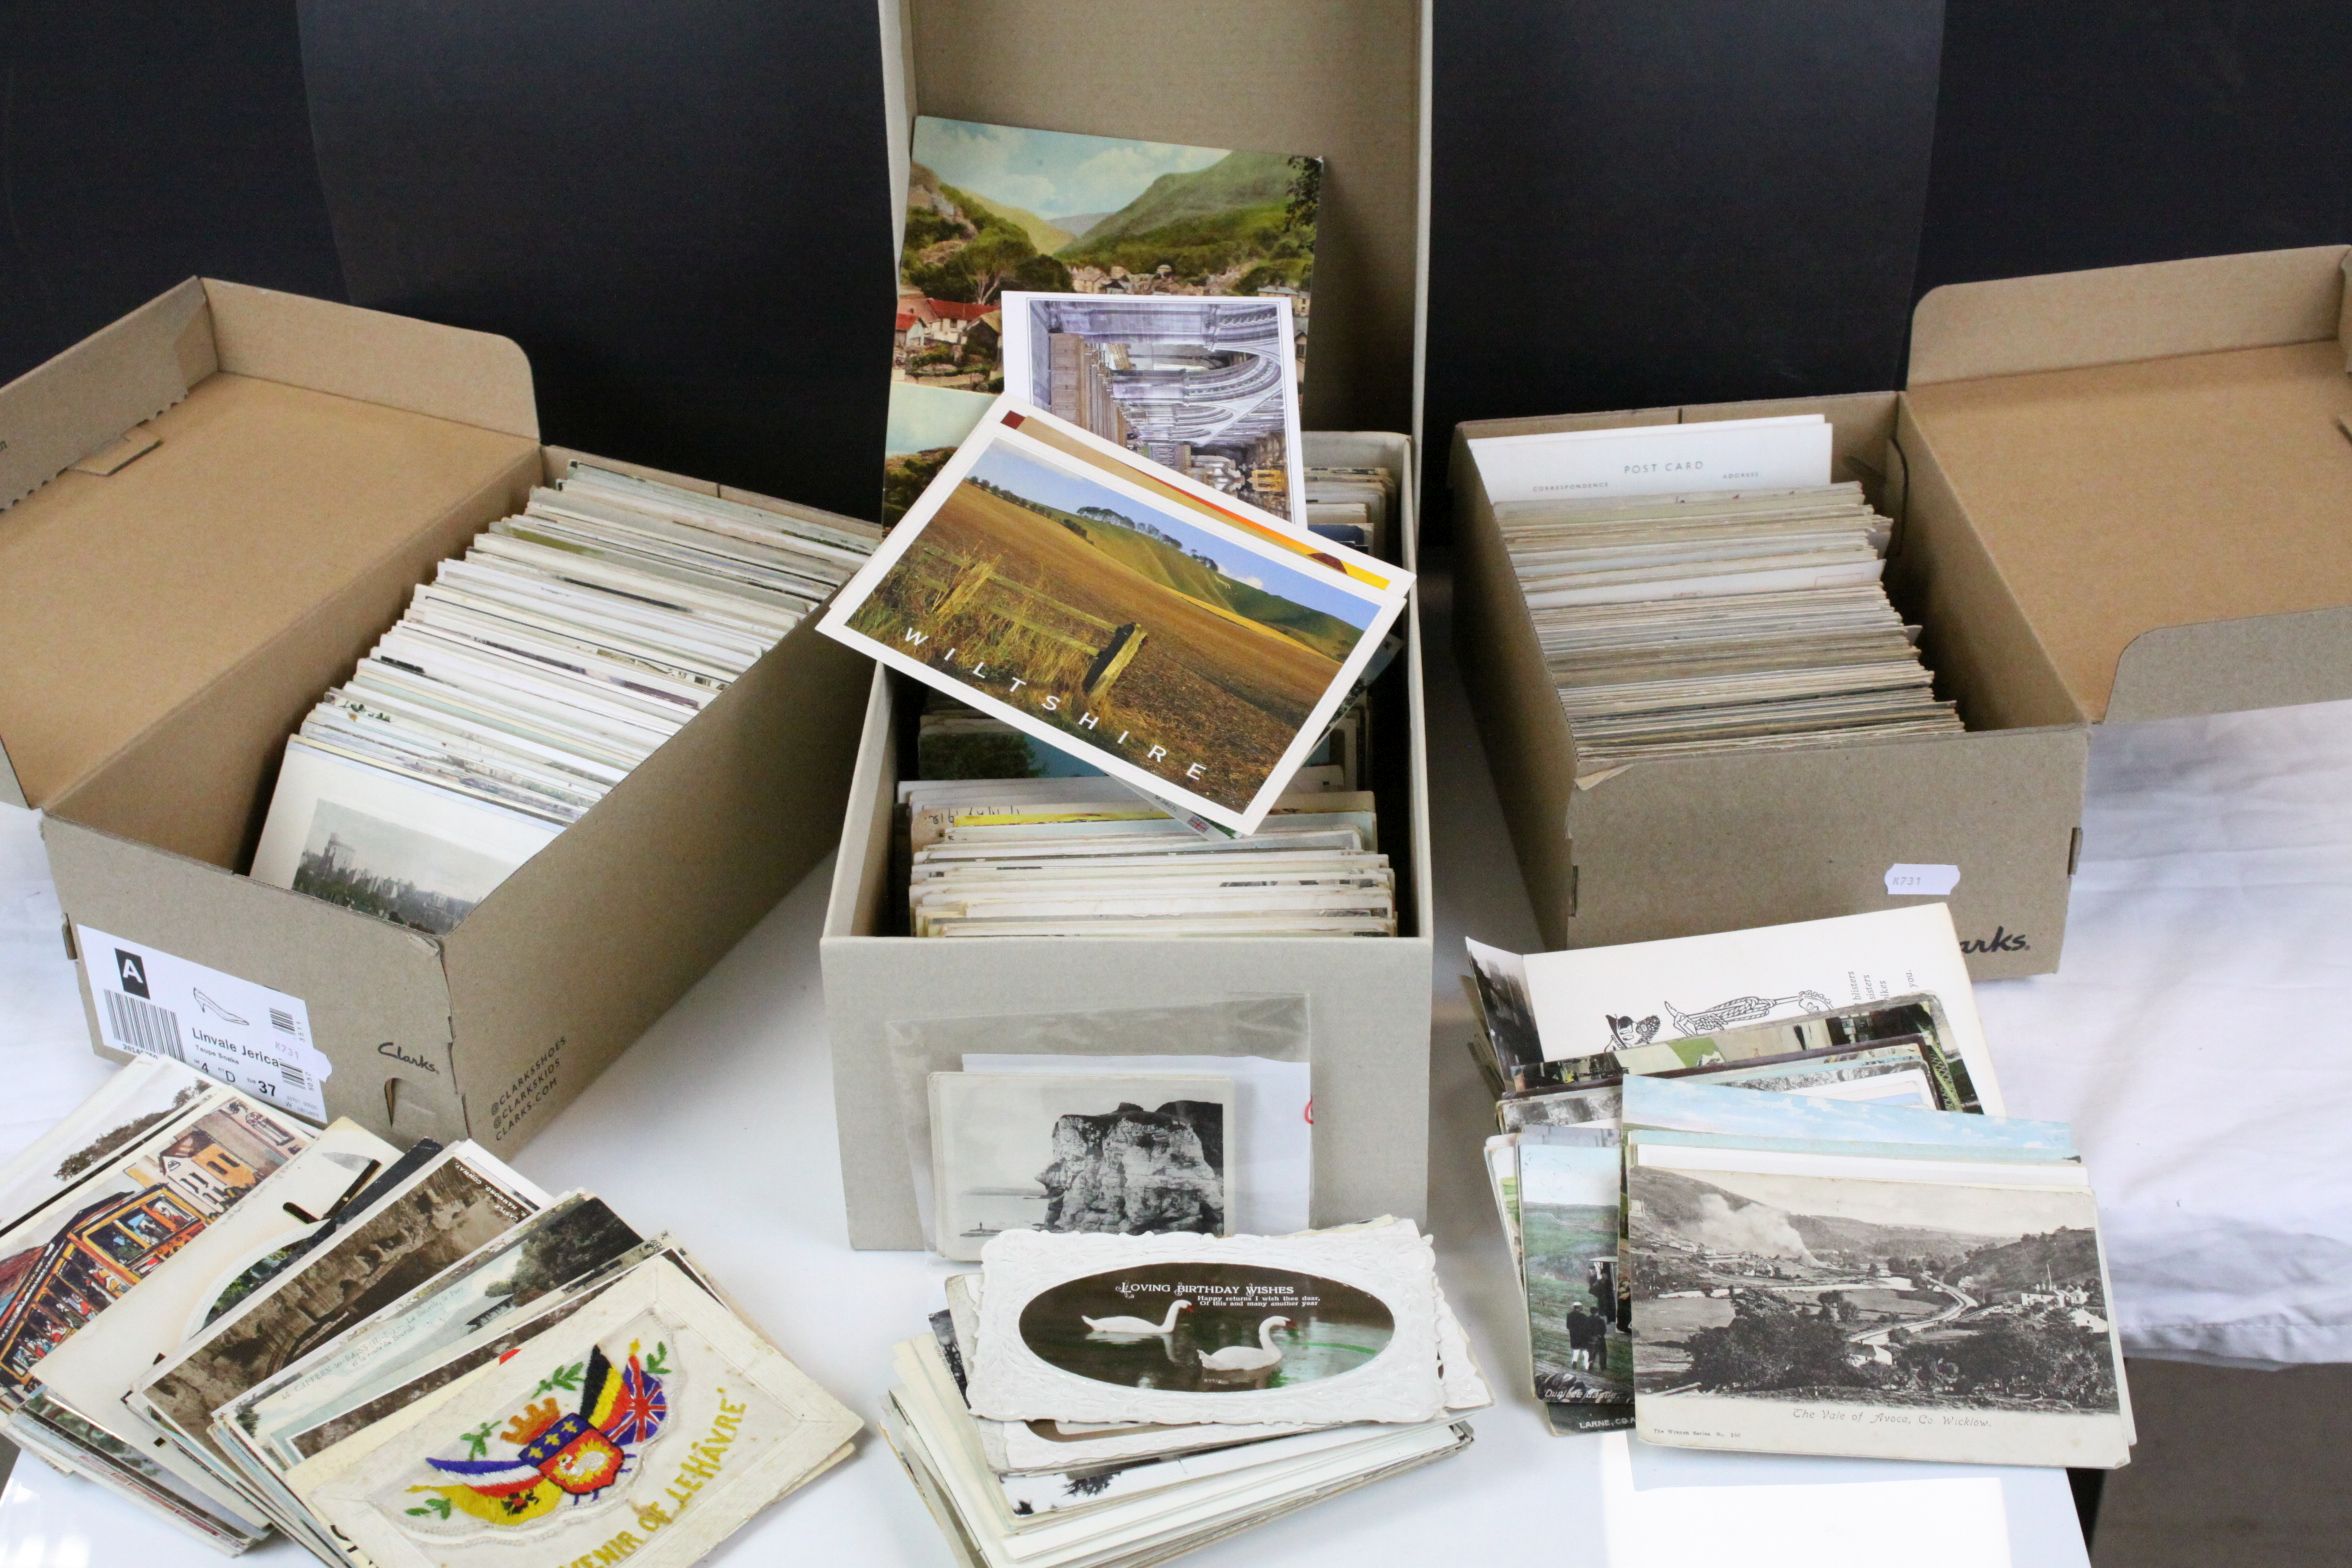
left=823, top=399, right=1408, bottom=833
left=885, top=116, right=1319, bottom=523
left=1000, top=291, right=1304, bottom=520
left=1627, top=1141, right=2130, bottom=1468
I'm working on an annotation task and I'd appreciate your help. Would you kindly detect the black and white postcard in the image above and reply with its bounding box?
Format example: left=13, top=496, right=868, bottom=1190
left=999, top=292, right=1305, bottom=520
left=929, top=1072, right=1234, bottom=1262
left=1627, top=1138, right=2130, bottom=1468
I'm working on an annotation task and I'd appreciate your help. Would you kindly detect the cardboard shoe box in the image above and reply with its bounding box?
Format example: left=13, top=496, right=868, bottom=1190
left=0, top=278, right=877, bottom=1152
left=1453, top=244, right=2352, bottom=980
left=819, top=0, right=1438, bottom=1250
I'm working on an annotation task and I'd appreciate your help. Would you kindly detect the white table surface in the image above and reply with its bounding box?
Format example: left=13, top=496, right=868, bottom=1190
left=20, top=571, right=2345, bottom=1564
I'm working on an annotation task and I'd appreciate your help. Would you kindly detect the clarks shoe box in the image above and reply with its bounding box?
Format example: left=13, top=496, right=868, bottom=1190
left=1453, top=245, right=2352, bottom=980
left=0, top=278, right=875, bottom=1152
left=821, top=434, right=1435, bottom=1250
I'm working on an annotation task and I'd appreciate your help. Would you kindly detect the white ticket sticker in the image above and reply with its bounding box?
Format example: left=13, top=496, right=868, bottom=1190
left=76, top=925, right=331, bottom=1122
left=1883, top=862, right=1961, bottom=897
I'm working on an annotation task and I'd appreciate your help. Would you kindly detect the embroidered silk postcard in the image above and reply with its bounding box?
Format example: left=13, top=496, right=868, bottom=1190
left=824, top=397, right=1409, bottom=834
left=294, top=1255, right=860, bottom=1567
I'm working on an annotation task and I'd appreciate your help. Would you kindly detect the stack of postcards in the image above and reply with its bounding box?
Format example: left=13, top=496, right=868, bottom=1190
left=882, top=1222, right=1485, bottom=1568
left=820, top=393, right=1414, bottom=939
left=1301, top=465, right=1398, bottom=559
left=1466, top=414, right=1964, bottom=771
left=247, top=464, right=882, bottom=934
left=896, top=775, right=1393, bottom=938
left=1, top=1059, right=859, bottom=1563
left=1465, top=909, right=2134, bottom=1468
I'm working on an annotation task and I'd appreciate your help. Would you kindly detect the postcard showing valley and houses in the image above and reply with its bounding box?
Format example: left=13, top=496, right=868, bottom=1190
left=886, top=116, right=1319, bottom=524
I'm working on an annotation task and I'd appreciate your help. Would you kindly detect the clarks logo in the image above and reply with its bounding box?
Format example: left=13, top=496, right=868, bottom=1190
left=1961, top=926, right=2031, bottom=955
left=376, top=1040, right=441, bottom=1075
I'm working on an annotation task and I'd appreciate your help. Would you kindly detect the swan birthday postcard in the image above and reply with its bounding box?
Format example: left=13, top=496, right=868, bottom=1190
left=962, top=1223, right=1446, bottom=1428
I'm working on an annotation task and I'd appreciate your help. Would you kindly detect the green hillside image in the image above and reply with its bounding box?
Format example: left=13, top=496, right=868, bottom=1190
left=1068, top=150, right=1300, bottom=247
left=958, top=190, right=1073, bottom=255
left=1045, top=505, right=1357, bottom=664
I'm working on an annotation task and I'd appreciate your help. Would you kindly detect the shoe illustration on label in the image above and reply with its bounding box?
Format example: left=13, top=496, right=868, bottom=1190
left=77, top=925, right=332, bottom=1121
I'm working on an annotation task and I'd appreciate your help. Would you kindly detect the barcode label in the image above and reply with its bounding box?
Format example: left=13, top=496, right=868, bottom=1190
left=76, top=924, right=329, bottom=1122
left=103, top=989, right=189, bottom=1064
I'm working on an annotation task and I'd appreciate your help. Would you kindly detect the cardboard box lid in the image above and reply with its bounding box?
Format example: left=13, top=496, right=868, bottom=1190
left=883, top=0, right=1430, bottom=441
left=0, top=279, right=540, bottom=810
left=1905, top=245, right=2352, bottom=723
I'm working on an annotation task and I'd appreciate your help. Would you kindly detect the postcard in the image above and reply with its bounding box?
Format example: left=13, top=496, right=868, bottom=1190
left=824, top=398, right=1410, bottom=832
left=930, top=1072, right=1235, bottom=1262
left=1518, top=1140, right=1631, bottom=1409
left=18, top=1121, right=392, bottom=1534
left=885, top=115, right=1320, bottom=523
left=294, top=1255, right=860, bottom=1568
left=999, top=291, right=1305, bottom=521
left=250, top=737, right=563, bottom=934
left=962, top=1053, right=1308, bottom=1236
left=1465, top=936, right=1544, bottom=1080
left=0, top=1090, right=310, bottom=1402
left=229, top=1192, right=647, bottom=1467
left=1618, top=1077, right=2075, bottom=1157
left=1626, top=1139, right=2130, bottom=1468
left=247, top=1240, right=685, bottom=1494
left=963, top=1226, right=1443, bottom=1428
left=887, top=1333, right=1467, bottom=1566
left=1468, top=414, right=1832, bottom=505
left=1512, top=906, right=2008, bottom=1114
left=133, top=1145, right=543, bottom=1468
left=1608, top=994, right=1981, bottom=1112
left=0, top=1056, right=206, bottom=1227
left=1497, top=1084, right=1622, bottom=1134
left=942, top=1279, right=1318, bottom=1476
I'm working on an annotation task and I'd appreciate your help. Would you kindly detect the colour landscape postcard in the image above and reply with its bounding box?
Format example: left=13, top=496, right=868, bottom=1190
left=824, top=399, right=1406, bottom=834
left=887, top=116, right=1319, bottom=523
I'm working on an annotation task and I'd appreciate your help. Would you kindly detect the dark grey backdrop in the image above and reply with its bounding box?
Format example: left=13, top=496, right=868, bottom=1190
left=3, top=1, right=2347, bottom=530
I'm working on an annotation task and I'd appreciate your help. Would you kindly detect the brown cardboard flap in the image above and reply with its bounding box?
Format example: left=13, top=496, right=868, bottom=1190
left=202, top=280, right=537, bottom=440
left=2106, top=608, right=2352, bottom=723
left=0, top=279, right=546, bottom=813
left=899, top=0, right=1426, bottom=436
left=1910, top=245, right=2350, bottom=386
left=0, top=278, right=210, bottom=514
left=1, top=374, right=540, bottom=812
left=1905, top=338, right=2352, bottom=722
